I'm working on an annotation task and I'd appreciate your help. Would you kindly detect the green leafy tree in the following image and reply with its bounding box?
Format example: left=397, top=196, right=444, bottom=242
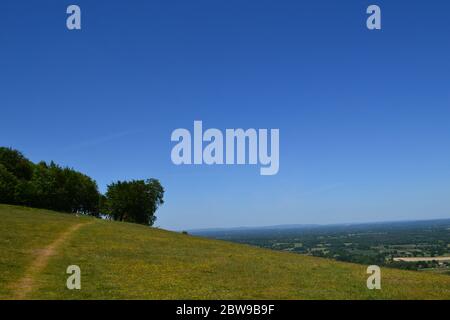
left=0, top=147, right=101, bottom=216
left=103, top=179, right=164, bottom=226
left=0, top=147, right=34, bottom=180
left=30, top=161, right=101, bottom=215
left=0, top=164, right=18, bottom=204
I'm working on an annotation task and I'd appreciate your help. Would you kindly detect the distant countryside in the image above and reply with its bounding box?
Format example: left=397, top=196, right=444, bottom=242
left=192, top=220, right=450, bottom=275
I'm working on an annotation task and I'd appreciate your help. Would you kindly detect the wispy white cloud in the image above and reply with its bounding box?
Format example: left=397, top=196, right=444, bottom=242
left=62, top=130, right=142, bottom=152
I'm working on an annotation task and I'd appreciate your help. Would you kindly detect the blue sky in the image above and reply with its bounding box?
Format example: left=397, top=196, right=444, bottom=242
left=1, top=1, right=449, bottom=230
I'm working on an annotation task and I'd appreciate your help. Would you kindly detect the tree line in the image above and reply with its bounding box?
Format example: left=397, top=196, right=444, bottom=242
left=0, top=147, right=164, bottom=226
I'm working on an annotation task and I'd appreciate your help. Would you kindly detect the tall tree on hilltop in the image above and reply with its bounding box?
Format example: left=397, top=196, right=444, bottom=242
left=103, top=179, right=164, bottom=226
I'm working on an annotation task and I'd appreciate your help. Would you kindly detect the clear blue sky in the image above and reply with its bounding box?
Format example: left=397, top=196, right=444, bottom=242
left=1, top=1, right=449, bottom=230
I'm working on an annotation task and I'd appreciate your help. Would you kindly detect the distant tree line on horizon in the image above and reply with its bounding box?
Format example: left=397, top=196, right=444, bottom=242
left=0, top=147, right=164, bottom=226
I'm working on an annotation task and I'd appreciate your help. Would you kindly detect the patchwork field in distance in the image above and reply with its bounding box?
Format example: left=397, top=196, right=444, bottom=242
left=192, top=220, right=450, bottom=275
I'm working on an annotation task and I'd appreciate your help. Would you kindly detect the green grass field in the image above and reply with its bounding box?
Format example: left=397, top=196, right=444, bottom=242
left=1, top=204, right=449, bottom=300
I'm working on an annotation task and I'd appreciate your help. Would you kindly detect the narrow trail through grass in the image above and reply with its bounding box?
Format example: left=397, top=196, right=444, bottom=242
left=10, top=222, right=89, bottom=299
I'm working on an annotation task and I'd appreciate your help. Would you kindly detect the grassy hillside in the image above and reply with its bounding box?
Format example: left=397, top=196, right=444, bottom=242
left=0, top=204, right=449, bottom=300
